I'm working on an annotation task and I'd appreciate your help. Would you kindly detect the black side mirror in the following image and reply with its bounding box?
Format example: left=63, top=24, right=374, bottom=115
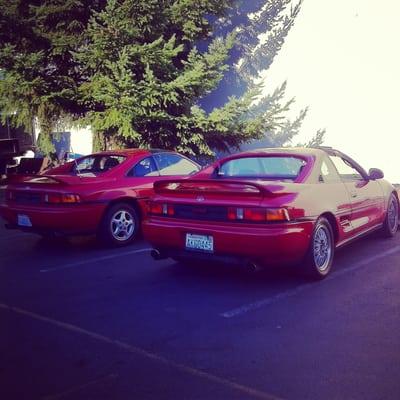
left=369, top=168, right=384, bottom=180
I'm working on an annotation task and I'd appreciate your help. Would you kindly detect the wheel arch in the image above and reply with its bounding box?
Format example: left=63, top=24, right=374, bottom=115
left=101, top=197, right=143, bottom=223
left=392, top=190, right=400, bottom=217
left=320, top=212, right=339, bottom=244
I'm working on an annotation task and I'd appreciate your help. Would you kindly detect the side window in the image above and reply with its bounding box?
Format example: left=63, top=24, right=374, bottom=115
left=128, top=157, right=159, bottom=177
left=76, top=156, right=95, bottom=172
left=154, top=153, right=200, bottom=176
left=320, top=158, right=341, bottom=183
left=329, top=156, right=363, bottom=181
left=74, top=155, right=125, bottom=174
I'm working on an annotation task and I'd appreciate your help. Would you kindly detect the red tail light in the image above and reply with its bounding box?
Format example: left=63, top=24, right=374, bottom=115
left=148, top=202, right=175, bottom=216
left=44, top=193, right=80, bottom=204
left=227, top=207, right=289, bottom=222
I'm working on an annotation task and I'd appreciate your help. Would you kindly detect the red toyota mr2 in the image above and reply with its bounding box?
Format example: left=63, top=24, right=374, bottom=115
left=143, top=147, right=399, bottom=279
left=0, top=149, right=200, bottom=245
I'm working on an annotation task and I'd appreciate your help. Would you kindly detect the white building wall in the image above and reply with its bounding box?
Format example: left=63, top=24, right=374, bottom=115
left=69, top=127, right=93, bottom=155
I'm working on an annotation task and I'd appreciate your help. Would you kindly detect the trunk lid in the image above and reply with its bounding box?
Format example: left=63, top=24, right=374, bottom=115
left=4, top=174, right=112, bottom=206
left=152, top=179, right=300, bottom=222
left=154, top=178, right=297, bottom=200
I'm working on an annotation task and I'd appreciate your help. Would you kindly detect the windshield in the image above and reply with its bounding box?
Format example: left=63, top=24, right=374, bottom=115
left=219, top=156, right=306, bottom=180
left=73, top=155, right=126, bottom=175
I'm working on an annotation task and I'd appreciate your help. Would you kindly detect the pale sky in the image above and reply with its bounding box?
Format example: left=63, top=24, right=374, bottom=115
left=261, top=0, right=400, bottom=183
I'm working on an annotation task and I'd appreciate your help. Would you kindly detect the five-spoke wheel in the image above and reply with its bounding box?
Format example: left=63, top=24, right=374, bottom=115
left=98, top=203, right=140, bottom=246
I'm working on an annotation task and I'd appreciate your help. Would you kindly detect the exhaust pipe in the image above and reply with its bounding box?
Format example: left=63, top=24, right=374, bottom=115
left=151, top=249, right=168, bottom=260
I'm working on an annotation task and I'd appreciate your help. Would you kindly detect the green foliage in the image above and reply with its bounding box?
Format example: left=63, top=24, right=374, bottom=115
left=0, top=0, right=315, bottom=156
left=76, top=0, right=241, bottom=155
left=77, top=0, right=307, bottom=155
left=296, top=128, right=326, bottom=148
left=0, top=0, right=106, bottom=154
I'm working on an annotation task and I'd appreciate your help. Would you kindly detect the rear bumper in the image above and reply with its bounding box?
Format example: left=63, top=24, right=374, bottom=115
left=143, top=217, right=314, bottom=266
left=0, top=202, right=105, bottom=235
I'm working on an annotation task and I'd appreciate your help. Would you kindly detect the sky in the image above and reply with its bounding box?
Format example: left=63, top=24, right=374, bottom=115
left=260, top=0, right=400, bottom=183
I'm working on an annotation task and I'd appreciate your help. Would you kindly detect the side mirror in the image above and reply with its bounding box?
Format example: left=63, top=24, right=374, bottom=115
left=369, top=168, right=384, bottom=180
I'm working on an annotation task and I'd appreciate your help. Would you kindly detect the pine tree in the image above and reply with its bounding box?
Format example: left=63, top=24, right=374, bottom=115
left=0, top=0, right=106, bottom=154
left=77, top=0, right=307, bottom=155
left=0, top=0, right=313, bottom=156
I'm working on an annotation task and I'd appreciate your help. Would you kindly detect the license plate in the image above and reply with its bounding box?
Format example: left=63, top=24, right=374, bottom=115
left=185, top=233, right=214, bottom=252
left=17, top=214, right=32, bottom=227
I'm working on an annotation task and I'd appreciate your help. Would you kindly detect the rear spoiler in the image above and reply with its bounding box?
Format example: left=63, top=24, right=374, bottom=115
left=154, top=179, right=268, bottom=197
left=5, top=174, right=67, bottom=185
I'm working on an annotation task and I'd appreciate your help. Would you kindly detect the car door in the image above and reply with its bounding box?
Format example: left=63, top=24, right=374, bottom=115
left=329, top=154, right=385, bottom=235
left=125, top=156, right=162, bottom=198
left=319, top=156, right=354, bottom=241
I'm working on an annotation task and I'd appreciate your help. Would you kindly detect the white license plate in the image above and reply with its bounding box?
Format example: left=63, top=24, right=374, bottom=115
left=17, top=214, right=32, bottom=227
left=185, top=233, right=214, bottom=252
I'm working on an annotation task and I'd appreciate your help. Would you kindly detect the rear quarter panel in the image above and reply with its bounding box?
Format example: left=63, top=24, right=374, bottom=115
left=272, top=181, right=354, bottom=243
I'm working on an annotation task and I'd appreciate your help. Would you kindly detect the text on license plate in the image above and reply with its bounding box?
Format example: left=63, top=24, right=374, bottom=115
left=185, top=233, right=214, bottom=252
left=17, top=214, right=32, bottom=227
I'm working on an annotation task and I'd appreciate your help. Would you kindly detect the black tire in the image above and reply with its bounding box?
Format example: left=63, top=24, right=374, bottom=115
left=97, top=202, right=140, bottom=246
left=382, top=194, right=399, bottom=238
left=301, top=217, right=335, bottom=280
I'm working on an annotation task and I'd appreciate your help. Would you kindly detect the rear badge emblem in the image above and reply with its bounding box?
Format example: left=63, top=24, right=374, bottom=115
left=196, top=196, right=205, bottom=202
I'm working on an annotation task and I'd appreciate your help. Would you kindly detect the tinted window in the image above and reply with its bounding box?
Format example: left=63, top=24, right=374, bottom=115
left=329, top=156, right=363, bottom=181
left=219, top=156, right=306, bottom=180
left=74, top=155, right=126, bottom=175
left=128, top=157, right=159, bottom=177
left=154, top=153, right=200, bottom=176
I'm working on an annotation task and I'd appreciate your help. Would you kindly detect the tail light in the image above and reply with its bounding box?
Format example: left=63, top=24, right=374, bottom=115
left=227, top=207, right=290, bottom=222
left=44, top=193, right=81, bottom=204
left=147, top=201, right=175, bottom=216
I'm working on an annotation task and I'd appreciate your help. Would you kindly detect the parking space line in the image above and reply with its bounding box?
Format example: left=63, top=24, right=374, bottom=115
left=0, top=303, right=282, bottom=400
left=220, top=245, right=400, bottom=318
left=40, top=248, right=153, bottom=273
left=42, top=373, right=118, bottom=400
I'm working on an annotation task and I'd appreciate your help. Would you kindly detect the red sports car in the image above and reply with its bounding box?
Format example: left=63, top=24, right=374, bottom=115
left=0, top=149, right=200, bottom=245
left=143, top=147, right=399, bottom=279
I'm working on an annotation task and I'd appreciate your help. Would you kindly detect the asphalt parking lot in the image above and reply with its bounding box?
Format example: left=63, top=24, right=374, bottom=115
left=1, top=223, right=400, bottom=400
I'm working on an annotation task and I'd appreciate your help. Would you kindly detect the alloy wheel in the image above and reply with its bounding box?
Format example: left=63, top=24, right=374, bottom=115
left=110, top=210, right=135, bottom=242
left=313, top=225, right=332, bottom=272
left=388, top=197, right=399, bottom=233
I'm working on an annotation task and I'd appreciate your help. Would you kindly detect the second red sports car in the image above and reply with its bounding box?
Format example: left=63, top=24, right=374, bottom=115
left=143, top=147, right=399, bottom=279
left=0, top=149, right=200, bottom=245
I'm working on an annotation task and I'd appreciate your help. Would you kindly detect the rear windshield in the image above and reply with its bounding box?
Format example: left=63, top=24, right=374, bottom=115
left=73, top=155, right=126, bottom=175
left=219, top=156, right=306, bottom=180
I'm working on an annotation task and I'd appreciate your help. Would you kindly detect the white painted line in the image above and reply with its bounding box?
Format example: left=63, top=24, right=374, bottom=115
left=40, top=248, right=153, bottom=273
left=221, top=245, right=400, bottom=318
left=0, top=303, right=282, bottom=400
left=42, top=373, right=118, bottom=400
